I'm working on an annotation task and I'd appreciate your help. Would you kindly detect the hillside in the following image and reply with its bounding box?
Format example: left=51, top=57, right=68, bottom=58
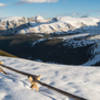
left=0, top=33, right=96, bottom=66
left=0, top=56, right=100, bottom=100
left=0, top=50, right=17, bottom=57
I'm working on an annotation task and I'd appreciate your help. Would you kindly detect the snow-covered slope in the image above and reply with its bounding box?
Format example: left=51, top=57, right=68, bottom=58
left=1, top=16, right=100, bottom=34
left=0, top=56, right=100, bottom=100
left=0, top=17, right=23, bottom=22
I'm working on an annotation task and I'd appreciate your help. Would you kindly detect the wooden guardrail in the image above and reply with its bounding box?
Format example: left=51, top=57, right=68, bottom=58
left=0, top=62, right=87, bottom=100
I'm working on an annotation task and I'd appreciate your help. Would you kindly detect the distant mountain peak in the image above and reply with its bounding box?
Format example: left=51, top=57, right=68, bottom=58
left=0, top=16, right=100, bottom=35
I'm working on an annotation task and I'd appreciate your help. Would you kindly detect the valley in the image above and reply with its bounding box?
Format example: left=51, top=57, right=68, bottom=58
left=0, top=33, right=96, bottom=66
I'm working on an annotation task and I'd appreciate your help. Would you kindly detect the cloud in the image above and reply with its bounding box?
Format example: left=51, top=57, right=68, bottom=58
left=21, top=0, right=58, bottom=3
left=0, top=3, right=6, bottom=7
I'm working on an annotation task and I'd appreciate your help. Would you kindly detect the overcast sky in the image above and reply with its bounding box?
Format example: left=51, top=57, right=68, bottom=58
left=0, top=0, right=100, bottom=17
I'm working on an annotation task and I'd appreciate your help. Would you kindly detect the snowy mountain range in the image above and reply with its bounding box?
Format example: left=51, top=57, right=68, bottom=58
left=1, top=16, right=100, bottom=35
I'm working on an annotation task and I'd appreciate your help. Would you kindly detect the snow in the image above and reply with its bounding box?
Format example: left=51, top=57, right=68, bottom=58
left=57, top=16, right=100, bottom=27
left=32, top=39, right=47, bottom=46
left=83, top=40, right=100, bottom=66
left=1, top=16, right=100, bottom=34
left=19, top=21, right=72, bottom=34
left=58, top=33, right=89, bottom=40
left=81, top=34, right=100, bottom=66
left=61, top=33, right=97, bottom=48
left=1, top=16, right=23, bottom=22
left=35, top=16, right=48, bottom=23
left=63, top=39, right=96, bottom=48
left=17, top=16, right=100, bottom=34
left=0, top=56, right=100, bottom=100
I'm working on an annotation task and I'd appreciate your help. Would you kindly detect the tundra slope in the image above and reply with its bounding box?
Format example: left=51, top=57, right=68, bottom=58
left=0, top=56, right=100, bottom=100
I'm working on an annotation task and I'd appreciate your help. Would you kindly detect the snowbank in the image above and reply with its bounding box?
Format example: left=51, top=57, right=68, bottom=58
left=0, top=56, right=100, bottom=100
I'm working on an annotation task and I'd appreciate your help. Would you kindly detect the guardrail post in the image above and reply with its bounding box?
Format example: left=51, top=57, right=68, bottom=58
left=28, top=75, right=40, bottom=91
left=0, top=61, right=7, bottom=75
